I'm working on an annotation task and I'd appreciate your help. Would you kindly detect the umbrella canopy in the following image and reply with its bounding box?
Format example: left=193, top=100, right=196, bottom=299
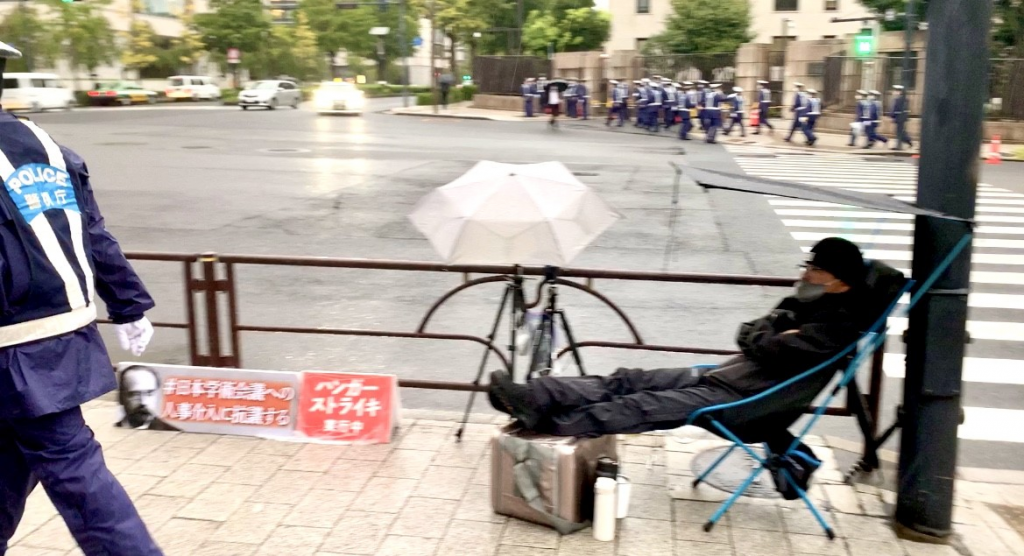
left=544, top=80, right=570, bottom=93
left=409, top=161, right=623, bottom=265
left=683, top=165, right=972, bottom=222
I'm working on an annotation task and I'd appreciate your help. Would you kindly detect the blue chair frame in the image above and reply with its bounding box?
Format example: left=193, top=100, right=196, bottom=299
left=682, top=234, right=972, bottom=539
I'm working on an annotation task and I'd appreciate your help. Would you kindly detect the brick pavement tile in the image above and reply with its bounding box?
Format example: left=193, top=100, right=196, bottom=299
left=434, top=440, right=487, bottom=469
left=667, top=480, right=730, bottom=503
left=673, top=500, right=728, bottom=525
left=375, top=449, right=436, bottom=480
left=436, top=520, right=506, bottom=556
left=214, top=455, right=290, bottom=487
left=622, top=445, right=658, bottom=465
left=376, top=535, right=441, bottom=556
left=133, top=494, right=192, bottom=533
left=664, top=451, right=695, bottom=476
left=254, top=526, right=329, bottom=556
left=845, top=539, right=906, bottom=556
left=14, top=518, right=76, bottom=552
left=855, top=492, right=889, bottom=518
left=162, top=432, right=219, bottom=450
left=101, top=430, right=177, bottom=461
left=823, top=485, right=862, bottom=515
left=335, top=443, right=393, bottom=462
left=248, top=439, right=304, bottom=457
left=117, top=473, right=163, bottom=499
left=500, top=519, right=559, bottom=549
left=991, top=526, right=1024, bottom=554
left=471, top=454, right=492, bottom=486
left=103, top=457, right=136, bottom=475
left=787, top=533, right=847, bottom=555
left=150, top=464, right=228, bottom=498
left=622, top=433, right=667, bottom=447
left=191, top=437, right=260, bottom=467
left=248, top=470, right=320, bottom=505
left=620, top=462, right=667, bottom=487
left=282, top=444, right=345, bottom=473
left=126, top=447, right=202, bottom=478
left=319, top=511, right=396, bottom=554
left=673, top=540, right=735, bottom=556
left=674, top=519, right=731, bottom=544
left=955, top=482, right=1010, bottom=505
left=731, top=529, right=790, bottom=556
left=5, top=548, right=67, bottom=556
left=782, top=506, right=837, bottom=536
left=626, top=483, right=672, bottom=521
left=177, top=483, right=259, bottom=522
left=282, top=489, right=357, bottom=528
left=191, top=542, right=257, bottom=556
left=317, top=459, right=380, bottom=492
left=620, top=517, right=674, bottom=556
left=955, top=524, right=1012, bottom=556
left=727, top=503, right=784, bottom=532
left=900, top=540, right=959, bottom=556
left=389, top=497, right=458, bottom=538
left=414, top=465, right=474, bottom=500
left=833, top=514, right=899, bottom=543
left=351, top=477, right=418, bottom=514
left=398, top=430, right=450, bottom=452
left=209, top=502, right=291, bottom=545
left=554, top=529, right=614, bottom=556
left=496, top=546, right=554, bottom=556
left=454, top=484, right=507, bottom=524
left=153, top=517, right=221, bottom=555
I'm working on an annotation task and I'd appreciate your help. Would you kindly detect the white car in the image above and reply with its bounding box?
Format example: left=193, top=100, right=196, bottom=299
left=166, top=75, right=221, bottom=101
left=238, top=80, right=301, bottom=110
left=313, top=81, right=365, bottom=115
left=1, top=73, right=75, bottom=112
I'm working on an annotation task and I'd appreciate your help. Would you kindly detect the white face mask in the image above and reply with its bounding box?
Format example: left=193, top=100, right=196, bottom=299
left=794, top=279, right=837, bottom=302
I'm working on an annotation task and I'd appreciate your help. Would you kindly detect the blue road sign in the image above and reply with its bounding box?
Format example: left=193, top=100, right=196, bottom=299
left=412, top=37, right=423, bottom=47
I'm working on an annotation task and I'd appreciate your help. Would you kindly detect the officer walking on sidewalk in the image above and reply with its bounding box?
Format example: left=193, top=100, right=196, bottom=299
left=890, top=85, right=913, bottom=150
left=0, top=40, right=163, bottom=556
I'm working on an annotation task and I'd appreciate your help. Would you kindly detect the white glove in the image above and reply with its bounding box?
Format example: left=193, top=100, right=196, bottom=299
left=115, top=317, right=154, bottom=357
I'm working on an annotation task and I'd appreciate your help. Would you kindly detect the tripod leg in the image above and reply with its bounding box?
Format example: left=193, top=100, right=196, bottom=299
left=556, top=310, right=586, bottom=376
left=457, top=285, right=511, bottom=441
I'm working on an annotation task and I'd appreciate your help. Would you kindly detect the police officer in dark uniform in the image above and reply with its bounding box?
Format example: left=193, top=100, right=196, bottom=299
left=0, top=40, right=164, bottom=556
left=890, top=85, right=913, bottom=150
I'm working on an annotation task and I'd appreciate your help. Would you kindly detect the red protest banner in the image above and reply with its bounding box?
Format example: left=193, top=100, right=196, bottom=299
left=297, top=372, right=397, bottom=443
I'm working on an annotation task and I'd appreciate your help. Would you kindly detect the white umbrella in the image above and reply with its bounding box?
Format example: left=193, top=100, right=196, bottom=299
left=409, top=161, right=623, bottom=265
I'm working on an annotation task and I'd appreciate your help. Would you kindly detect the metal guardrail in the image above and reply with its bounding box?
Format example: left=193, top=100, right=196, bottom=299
left=122, top=252, right=886, bottom=435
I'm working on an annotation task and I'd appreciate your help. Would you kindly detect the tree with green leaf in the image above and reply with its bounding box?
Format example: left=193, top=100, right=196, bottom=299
left=521, top=6, right=609, bottom=55
left=42, top=0, right=117, bottom=86
left=168, top=16, right=208, bottom=72
left=993, top=0, right=1024, bottom=56
left=644, top=0, right=751, bottom=55
left=859, top=0, right=929, bottom=32
left=477, top=0, right=551, bottom=55
left=122, top=20, right=161, bottom=76
left=194, top=0, right=272, bottom=71
left=435, top=0, right=493, bottom=75
left=0, top=3, right=60, bottom=72
left=248, top=11, right=325, bottom=80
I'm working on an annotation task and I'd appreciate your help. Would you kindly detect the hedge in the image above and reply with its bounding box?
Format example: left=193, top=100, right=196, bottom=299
left=358, top=84, right=431, bottom=98
left=415, top=85, right=477, bottom=106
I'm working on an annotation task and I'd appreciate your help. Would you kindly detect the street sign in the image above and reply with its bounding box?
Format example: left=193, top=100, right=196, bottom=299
left=369, top=27, right=390, bottom=36
left=227, top=48, right=240, bottom=64
left=885, top=8, right=896, bottom=21
left=853, top=30, right=875, bottom=57
left=412, top=36, right=423, bottom=47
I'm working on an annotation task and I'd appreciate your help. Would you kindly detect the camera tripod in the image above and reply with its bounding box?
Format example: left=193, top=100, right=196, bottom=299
left=455, top=266, right=587, bottom=441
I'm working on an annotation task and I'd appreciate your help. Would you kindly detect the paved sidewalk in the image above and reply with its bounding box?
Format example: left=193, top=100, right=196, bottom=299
left=9, top=401, right=1024, bottom=556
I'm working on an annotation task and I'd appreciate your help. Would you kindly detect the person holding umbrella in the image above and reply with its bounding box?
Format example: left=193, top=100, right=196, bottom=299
left=543, top=78, right=569, bottom=128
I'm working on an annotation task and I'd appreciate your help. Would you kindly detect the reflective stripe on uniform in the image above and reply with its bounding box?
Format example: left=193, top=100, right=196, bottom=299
left=0, top=120, right=95, bottom=335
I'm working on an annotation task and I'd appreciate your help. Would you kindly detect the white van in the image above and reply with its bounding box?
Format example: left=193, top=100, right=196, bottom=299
left=165, top=75, right=222, bottom=101
left=1, top=73, right=75, bottom=112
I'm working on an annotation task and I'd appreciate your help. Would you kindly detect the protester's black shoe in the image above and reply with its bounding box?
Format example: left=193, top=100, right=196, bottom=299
left=489, top=370, right=542, bottom=429
left=488, top=386, right=513, bottom=416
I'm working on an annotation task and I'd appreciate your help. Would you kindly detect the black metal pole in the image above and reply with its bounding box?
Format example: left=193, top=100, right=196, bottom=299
left=398, top=0, right=409, bottom=107
left=896, top=0, right=990, bottom=539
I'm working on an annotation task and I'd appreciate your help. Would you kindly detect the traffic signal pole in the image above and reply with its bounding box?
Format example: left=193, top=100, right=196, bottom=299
left=897, top=0, right=990, bottom=539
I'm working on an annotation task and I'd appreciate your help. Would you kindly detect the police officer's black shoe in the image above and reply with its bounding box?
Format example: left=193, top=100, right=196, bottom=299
left=489, top=370, right=542, bottom=430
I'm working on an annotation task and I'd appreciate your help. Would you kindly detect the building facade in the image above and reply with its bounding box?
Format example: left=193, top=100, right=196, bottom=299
left=606, top=0, right=875, bottom=53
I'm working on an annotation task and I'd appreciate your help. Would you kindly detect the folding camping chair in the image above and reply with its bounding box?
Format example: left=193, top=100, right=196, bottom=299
left=680, top=235, right=971, bottom=539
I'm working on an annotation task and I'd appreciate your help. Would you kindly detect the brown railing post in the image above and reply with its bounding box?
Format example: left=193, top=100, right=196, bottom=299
left=199, top=253, right=223, bottom=367
left=183, top=259, right=200, bottom=366
left=225, top=262, right=241, bottom=368
left=867, top=337, right=886, bottom=438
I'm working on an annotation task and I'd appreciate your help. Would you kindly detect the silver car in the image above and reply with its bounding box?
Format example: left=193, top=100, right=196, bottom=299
left=238, top=80, right=301, bottom=110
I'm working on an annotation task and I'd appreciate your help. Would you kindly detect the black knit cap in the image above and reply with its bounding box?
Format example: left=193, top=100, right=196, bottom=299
left=806, top=237, right=866, bottom=286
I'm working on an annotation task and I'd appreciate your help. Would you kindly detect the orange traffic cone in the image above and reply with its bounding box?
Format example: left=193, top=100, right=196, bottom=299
left=750, top=108, right=760, bottom=127
left=987, top=135, right=1002, bottom=165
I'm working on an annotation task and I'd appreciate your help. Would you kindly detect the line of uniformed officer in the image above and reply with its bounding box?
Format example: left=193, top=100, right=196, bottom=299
left=521, top=75, right=591, bottom=120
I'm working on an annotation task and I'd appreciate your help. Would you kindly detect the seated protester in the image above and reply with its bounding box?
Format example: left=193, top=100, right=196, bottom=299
left=489, top=237, right=868, bottom=438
